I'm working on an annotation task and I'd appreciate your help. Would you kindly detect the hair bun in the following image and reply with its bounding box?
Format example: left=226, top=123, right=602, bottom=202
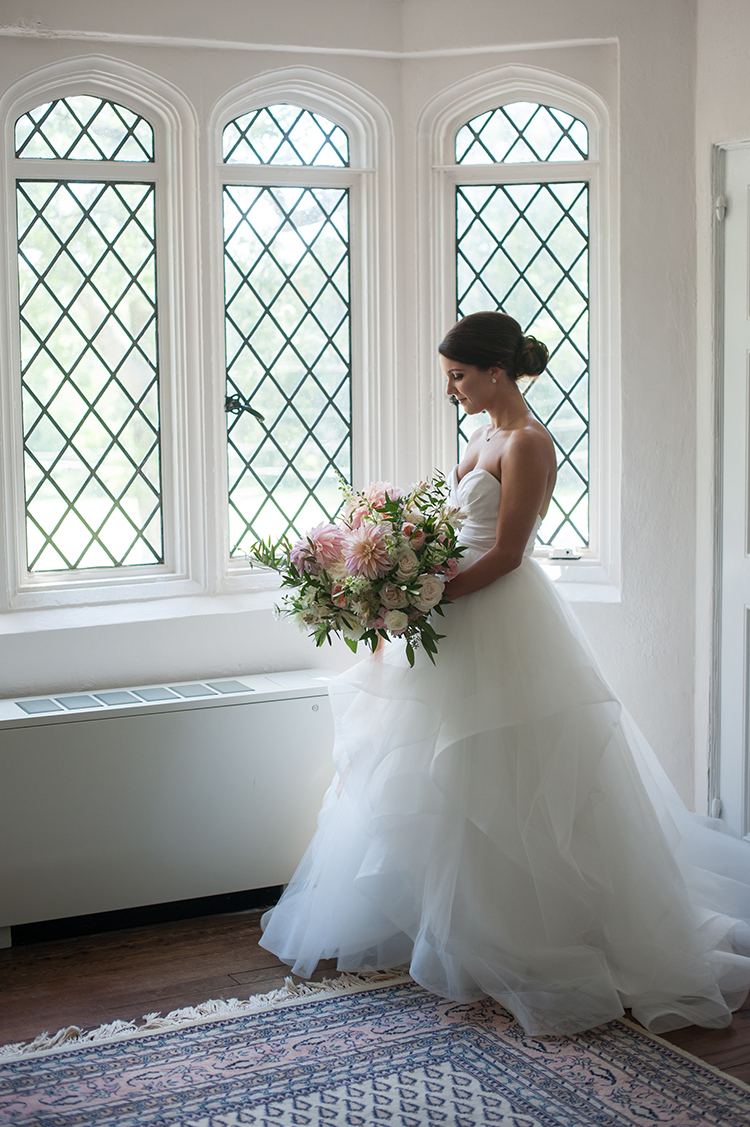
left=516, top=334, right=549, bottom=377
left=438, top=311, right=549, bottom=383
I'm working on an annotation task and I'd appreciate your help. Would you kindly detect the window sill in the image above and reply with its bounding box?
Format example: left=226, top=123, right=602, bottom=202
left=0, top=586, right=281, bottom=636
left=0, top=557, right=621, bottom=629
left=536, top=559, right=621, bottom=603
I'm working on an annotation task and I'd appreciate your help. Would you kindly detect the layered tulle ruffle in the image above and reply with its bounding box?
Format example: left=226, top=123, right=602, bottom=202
left=261, top=551, right=750, bottom=1036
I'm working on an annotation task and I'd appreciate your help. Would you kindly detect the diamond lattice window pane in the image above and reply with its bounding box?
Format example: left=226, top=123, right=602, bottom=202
left=456, top=103, right=588, bottom=165
left=17, top=180, right=163, bottom=571
left=456, top=180, right=589, bottom=548
left=224, top=184, right=352, bottom=554
left=223, top=104, right=349, bottom=167
left=15, top=97, right=154, bottom=161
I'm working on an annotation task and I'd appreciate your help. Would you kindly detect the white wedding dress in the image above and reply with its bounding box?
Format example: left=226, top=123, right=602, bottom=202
left=260, top=466, right=750, bottom=1036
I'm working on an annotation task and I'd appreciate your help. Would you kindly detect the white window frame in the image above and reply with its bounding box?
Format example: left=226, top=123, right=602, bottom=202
left=203, top=69, right=395, bottom=595
left=415, top=65, right=620, bottom=600
left=0, top=56, right=204, bottom=611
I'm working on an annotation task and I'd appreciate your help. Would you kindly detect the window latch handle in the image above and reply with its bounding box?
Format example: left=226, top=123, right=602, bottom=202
left=225, top=394, right=265, bottom=425
left=548, top=547, right=582, bottom=560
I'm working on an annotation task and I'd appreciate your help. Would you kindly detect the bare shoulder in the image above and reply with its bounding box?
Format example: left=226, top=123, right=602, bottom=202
left=504, top=419, right=556, bottom=466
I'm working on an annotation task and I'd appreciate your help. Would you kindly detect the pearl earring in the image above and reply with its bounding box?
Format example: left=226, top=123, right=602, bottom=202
left=491, top=377, right=497, bottom=383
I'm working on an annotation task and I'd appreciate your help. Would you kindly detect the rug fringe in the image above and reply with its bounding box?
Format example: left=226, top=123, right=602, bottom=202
left=0, top=970, right=411, bottom=1060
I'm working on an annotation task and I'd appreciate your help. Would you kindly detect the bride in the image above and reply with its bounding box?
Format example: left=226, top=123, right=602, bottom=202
left=260, top=311, right=750, bottom=1037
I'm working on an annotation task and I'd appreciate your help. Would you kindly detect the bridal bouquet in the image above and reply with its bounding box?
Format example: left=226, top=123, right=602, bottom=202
left=248, top=474, right=465, bottom=666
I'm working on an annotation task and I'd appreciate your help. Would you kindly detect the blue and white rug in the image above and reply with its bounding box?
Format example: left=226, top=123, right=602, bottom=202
left=0, top=976, right=747, bottom=1125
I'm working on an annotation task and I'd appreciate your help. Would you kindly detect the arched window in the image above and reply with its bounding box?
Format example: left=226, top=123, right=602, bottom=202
left=221, top=104, right=352, bottom=553
left=14, top=95, right=163, bottom=571
left=454, top=101, right=590, bottom=551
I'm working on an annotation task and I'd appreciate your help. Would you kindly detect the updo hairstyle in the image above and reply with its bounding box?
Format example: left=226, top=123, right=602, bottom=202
left=438, top=311, right=549, bottom=380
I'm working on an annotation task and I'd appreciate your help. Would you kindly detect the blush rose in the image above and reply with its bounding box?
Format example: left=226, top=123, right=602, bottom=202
left=395, top=546, right=419, bottom=579
left=413, top=574, right=445, bottom=612
left=380, top=582, right=408, bottom=609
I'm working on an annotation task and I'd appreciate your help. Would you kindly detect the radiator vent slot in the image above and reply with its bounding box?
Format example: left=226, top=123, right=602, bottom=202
left=14, top=679, right=255, bottom=715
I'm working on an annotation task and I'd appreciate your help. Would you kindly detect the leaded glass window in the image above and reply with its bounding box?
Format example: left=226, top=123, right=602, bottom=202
left=455, top=102, right=590, bottom=550
left=455, top=103, right=588, bottom=165
left=15, top=96, right=154, bottom=162
left=223, top=104, right=349, bottom=167
left=222, top=106, right=352, bottom=555
left=14, top=99, right=163, bottom=572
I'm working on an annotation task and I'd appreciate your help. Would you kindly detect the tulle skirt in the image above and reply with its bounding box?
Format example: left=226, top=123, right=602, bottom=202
left=260, top=554, right=750, bottom=1036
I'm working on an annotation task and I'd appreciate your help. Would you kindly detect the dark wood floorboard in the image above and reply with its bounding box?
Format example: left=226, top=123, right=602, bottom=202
left=660, top=998, right=750, bottom=1084
left=0, top=911, right=330, bottom=1047
left=1, top=910, right=749, bottom=1086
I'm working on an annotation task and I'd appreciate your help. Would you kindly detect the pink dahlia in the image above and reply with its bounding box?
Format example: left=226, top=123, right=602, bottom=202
left=343, top=501, right=368, bottom=530
left=344, top=524, right=392, bottom=580
left=307, top=522, right=346, bottom=568
left=290, top=539, right=316, bottom=573
left=364, top=480, right=404, bottom=508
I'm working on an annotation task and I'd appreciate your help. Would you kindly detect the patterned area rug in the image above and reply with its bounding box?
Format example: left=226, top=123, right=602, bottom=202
left=0, top=977, right=748, bottom=1126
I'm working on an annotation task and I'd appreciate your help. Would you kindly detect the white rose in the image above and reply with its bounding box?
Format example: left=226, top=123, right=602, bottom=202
left=412, top=574, right=445, bottom=612
left=341, top=616, right=364, bottom=641
left=380, top=582, right=408, bottom=609
left=383, top=609, right=409, bottom=633
left=395, top=546, right=419, bottom=579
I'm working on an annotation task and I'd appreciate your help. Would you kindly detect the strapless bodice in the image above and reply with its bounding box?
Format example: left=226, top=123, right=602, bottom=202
left=448, top=465, right=541, bottom=557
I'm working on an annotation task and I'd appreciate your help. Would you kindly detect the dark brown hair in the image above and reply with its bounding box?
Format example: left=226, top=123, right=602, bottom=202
left=438, top=311, right=549, bottom=380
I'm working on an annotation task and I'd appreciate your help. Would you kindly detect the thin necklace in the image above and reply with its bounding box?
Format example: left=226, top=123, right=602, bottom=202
left=485, top=407, right=530, bottom=441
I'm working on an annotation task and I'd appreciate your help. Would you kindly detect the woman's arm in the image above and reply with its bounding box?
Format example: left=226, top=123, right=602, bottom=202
left=443, top=430, right=552, bottom=600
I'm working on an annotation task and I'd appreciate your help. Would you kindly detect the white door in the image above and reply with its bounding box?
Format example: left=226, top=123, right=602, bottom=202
left=718, top=144, right=750, bottom=839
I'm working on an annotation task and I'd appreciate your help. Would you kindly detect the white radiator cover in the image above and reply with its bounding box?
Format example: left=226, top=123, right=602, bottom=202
left=0, top=670, right=336, bottom=930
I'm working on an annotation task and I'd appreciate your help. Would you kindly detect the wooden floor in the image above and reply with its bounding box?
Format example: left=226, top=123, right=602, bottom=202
left=1, top=910, right=749, bottom=1085
left=0, top=910, right=334, bottom=1051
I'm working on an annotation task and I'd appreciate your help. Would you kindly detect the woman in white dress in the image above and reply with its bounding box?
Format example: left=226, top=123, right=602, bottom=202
left=260, top=311, right=750, bottom=1037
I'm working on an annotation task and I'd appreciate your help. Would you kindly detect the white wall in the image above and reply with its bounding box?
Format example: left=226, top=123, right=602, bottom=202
left=0, top=0, right=702, bottom=803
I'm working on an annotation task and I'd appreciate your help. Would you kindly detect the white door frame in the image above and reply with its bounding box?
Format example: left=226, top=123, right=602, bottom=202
left=710, top=138, right=750, bottom=836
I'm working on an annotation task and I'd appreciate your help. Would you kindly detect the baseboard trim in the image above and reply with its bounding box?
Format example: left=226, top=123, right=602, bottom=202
left=8, top=887, right=282, bottom=947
